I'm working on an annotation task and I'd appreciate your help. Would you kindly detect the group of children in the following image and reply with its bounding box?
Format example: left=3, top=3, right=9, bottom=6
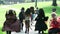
left=2, top=7, right=60, bottom=34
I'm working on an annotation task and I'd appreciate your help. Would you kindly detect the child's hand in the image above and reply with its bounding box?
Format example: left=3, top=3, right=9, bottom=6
left=58, top=26, right=60, bottom=28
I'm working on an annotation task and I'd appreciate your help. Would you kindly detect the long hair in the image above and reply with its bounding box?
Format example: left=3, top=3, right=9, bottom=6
left=30, top=7, right=35, bottom=14
left=25, top=8, right=31, bottom=16
left=5, top=10, right=17, bottom=21
left=38, top=8, right=45, bottom=17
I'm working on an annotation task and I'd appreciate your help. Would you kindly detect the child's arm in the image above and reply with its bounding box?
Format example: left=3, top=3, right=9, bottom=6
left=49, top=19, right=53, bottom=28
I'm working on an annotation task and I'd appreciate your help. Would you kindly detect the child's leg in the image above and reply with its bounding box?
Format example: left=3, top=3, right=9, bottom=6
left=20, top=20, right=23, bottom=30
left=25, top=23, right=28, bottom=33
left=58, top=32, right=60, bottom=34
left=21, top=22, right=23, bottom=30
left=6, top=31, right=8, bottom=34
left=25, top=26, right=27, bottom=33
left=38, top=30, right=41, bottom=34
left=58, top=28, right=60, bottom=34
left=9, top=31, right=11, bottom=34
left=6, top=31, right=11, bottom=34
left=48, top=30, right=53, bottom=34
left=27, top=27, right=29, bottom=34
left=28, top=25, right=29, bottom=32
left=48, top=30, right=57, bottom=34
left=42, top=30, right=44, bottom=34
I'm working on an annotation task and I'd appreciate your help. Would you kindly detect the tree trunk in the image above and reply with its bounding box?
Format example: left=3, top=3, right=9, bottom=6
left=35, top=0, right=37, bottom=8
left=52, top=0, right=57, bottom=6
left=31, top=0, right=34, bottom=2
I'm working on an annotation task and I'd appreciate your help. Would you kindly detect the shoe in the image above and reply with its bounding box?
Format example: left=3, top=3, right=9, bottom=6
left=25, top=31, right=27, bottom=33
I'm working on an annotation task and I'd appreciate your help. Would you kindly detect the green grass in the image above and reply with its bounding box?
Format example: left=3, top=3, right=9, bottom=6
left=0, top=1, right=60, bottom=34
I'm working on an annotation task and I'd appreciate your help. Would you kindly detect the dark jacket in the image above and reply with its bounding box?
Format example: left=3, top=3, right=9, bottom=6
left=35, top=16, right=48, bottom=31
left=19, top=12, right=25, bottom=21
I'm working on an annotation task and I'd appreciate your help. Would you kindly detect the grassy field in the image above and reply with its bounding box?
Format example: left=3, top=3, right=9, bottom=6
left=0, top=1, right=60, bottom=34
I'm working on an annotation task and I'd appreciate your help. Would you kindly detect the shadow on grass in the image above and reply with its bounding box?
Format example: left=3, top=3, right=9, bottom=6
left=0, top=27, right=3, bottom=34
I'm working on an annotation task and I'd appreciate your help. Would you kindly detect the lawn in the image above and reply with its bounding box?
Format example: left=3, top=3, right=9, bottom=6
left=0, top=1, right=60, bottom=34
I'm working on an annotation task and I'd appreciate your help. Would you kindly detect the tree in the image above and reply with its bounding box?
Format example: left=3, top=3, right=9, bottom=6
left=52, top=0, right=57, bottom=6
left=0, top=0, right=4, bottom=4
left=35, top=0, right=37, bottom=8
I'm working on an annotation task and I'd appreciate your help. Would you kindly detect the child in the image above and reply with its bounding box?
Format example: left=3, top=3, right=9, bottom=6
left=48, top=12, right=60, bottom=34
left=19, top=7, right=25, bottom=30
left=2, top=10, right=20, bottom=34
left=25, top=8, right=31, bottom=34
left=30, top=7, right=35, bottom=25
left=35, top=8, right=48, bottom=34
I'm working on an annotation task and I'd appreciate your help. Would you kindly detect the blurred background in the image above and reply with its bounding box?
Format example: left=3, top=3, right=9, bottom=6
left=0, top=0, right=60, bottom=34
